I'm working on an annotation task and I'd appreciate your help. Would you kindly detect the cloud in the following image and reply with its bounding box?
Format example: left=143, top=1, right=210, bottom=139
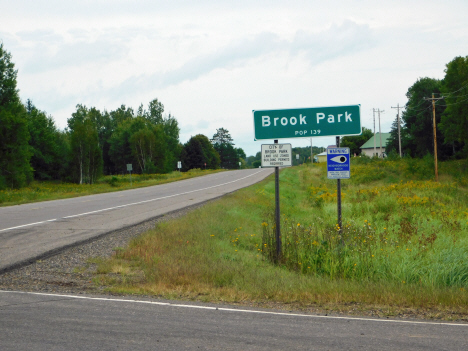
left=108, top=20, right=375, bottom=98
left=290, top=20, right=376, bottom=65
left=16, top=29, right=129, bottom=74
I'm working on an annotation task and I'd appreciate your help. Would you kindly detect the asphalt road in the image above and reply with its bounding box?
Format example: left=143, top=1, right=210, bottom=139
left=0, top=169, right=273, bottom=273
left=1, top=290, right=467, bottom=351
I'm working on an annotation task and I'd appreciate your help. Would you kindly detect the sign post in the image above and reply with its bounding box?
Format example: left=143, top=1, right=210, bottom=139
left=126, top=164, right=133, bottom=186
left=177, top=161, right=182, bottom=172
left=260, top=142, right=291, bottom=262
left=327, top=142, right=350, bottom=235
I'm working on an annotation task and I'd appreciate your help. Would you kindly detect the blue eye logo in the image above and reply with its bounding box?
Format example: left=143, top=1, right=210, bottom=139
left=330, top=156, right=347, bottom=163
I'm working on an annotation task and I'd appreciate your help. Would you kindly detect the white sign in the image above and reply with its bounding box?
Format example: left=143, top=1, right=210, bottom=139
left=126, top=164, right=132, bottom=172
left=177, top=161, right=182, bottom=169
left=261, top=144, right=292, bottom=167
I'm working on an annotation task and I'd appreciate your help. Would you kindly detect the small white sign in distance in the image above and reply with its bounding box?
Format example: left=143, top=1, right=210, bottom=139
left=261, top=144, right=292, bottom=167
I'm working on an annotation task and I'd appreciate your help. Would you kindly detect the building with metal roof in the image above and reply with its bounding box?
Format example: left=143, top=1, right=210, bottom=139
left=360, top=132, right=391, bottom=158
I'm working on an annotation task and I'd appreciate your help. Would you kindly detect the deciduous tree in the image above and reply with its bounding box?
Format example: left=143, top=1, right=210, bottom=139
left=0, top=44, right=32, bottom=189
left=440, top=56, right=468, bottom=157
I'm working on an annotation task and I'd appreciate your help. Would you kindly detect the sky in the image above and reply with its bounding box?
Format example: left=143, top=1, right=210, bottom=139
left=1, top=0, right=467, bottom=156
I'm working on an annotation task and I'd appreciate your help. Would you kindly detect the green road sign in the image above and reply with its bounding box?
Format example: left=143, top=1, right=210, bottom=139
left=253, top=105, right=361, bottom=140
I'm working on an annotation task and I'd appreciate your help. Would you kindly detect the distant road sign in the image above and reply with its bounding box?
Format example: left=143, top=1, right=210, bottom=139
left=327, top=147, right=350, bottom=179
left=126, top=164, right=132, bottom=172
left=253, top=105, right=361, bottom=140
left=261, top=144, right=292, bottom=167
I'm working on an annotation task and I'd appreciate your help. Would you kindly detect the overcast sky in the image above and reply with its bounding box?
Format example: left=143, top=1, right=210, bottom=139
left=1, top=0, right=467, bottom=156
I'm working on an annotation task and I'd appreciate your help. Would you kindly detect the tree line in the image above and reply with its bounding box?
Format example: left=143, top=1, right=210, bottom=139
left=0, top=43, right=244, bottom=190
left=337, top=55, right=468, bottom=160
left=386, top=56, right=468, bottom=159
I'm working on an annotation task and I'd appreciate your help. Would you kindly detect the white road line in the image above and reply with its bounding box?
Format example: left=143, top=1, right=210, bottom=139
left=0, top=219, right=57, bottom=232
left=1, top=290, right=467, bottom=327
left=0, top=170, right=269, bottom=233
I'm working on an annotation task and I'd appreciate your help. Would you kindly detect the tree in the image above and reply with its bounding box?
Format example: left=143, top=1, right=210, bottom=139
left=67, top=105, right=103, bottom=184
left=401, top=77, right=450, bottom=158
left=161, top=113, right=181, bottom=173
left=129, top=123, right=168, bottom=174
left=211, top=128, right=239, bottom=169
left=0, top=43, right=32, bottom=189
left=215, top=143, right=239, bottom=169
left=235, top=147, right=246, bottom=160
left=109, top=117, right=145, bottom=174
left=385, top=116, right=402, bottom=156
left=340, top=127, right=373, bottom=155
left=135, top=99, right=181, bottom=172
left=211, top=127, right=233, bottom=146
left=110, top=104, right=134, bottom=130
left=440, top=56, right=468, bottom=157
left=26, top=100, right=67, bottom=180
left=146, top=98, right=164, bottom=125
left=181, top=134, right=220, bottom=170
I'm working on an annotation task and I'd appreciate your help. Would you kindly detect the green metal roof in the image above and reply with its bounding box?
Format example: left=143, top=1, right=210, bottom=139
left=360, top=133, right=392, bottom=149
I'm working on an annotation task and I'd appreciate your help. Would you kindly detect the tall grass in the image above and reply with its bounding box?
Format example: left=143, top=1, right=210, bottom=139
left=91, top=157, right=468, bottom=316
left=261, top=158, right=468, bottom=289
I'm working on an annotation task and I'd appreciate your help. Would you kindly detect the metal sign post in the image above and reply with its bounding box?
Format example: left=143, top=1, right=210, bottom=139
left=274, top=140, right=281, bottom=262
left=327, top=141, right=350, bottom=234
left=177, top=161, right=182, bottom=172
left=260, top=142, right=292, bottom=262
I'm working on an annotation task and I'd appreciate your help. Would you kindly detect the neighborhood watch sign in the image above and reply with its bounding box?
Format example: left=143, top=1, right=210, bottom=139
left=253, top=105, right=361, bottom=140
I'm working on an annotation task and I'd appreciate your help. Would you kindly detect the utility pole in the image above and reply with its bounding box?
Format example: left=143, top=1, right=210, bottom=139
left=423, top=94, right=444, bottom=182
left=378, top=109, right=384, bottom=157
left=373, top=109, right=376, bottom=157
left=391, top=104, right=404, bottom=157
left=373, top=108, right=384, bottom=157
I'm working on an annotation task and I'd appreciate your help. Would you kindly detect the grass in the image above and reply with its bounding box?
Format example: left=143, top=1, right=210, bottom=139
left=89, top=157, right=468, bottom=319
left=0, top=168, right=223, bottom=206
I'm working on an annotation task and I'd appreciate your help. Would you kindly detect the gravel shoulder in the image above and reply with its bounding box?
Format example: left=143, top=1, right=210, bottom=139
left=0, top=203, right=207, bottom=295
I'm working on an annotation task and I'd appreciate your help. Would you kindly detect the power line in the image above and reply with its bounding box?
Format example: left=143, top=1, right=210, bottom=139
left=437, top=95, right=468, bottom=107
left=440, top=81, right=468, bottom=97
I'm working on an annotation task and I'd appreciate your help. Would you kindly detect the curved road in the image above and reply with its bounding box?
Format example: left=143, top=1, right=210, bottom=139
left=0, top=169, right=273, bottom=273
